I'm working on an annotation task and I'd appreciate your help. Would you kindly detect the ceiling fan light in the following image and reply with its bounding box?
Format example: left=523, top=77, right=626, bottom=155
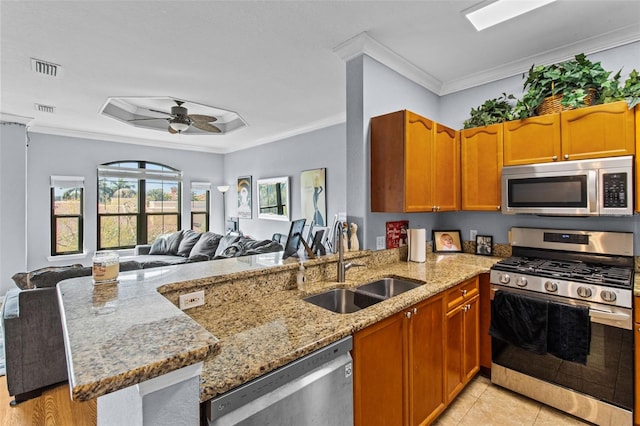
left=169, top=118, right=190, bottom=133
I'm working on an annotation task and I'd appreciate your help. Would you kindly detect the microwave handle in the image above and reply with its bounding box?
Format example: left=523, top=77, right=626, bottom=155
left=588, top=170, right=597, bottom=213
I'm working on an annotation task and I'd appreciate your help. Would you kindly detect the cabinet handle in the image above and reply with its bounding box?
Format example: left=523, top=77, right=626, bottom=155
left=461, top=289, right=467, bottom=296
left=413, top=307, right=418, bottom=315
left=564, top=154, right=569, bottom=160
left=552, top=155, right=558, bottom=161
left=496, top=205, right=501, bottom=211
left=406, top=311, right=412, bottom=319
left=463, top=305, right=468, bottom=312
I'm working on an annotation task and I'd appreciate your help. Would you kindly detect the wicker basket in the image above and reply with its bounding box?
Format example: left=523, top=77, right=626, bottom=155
left=536, top=88, right=596, bottom=115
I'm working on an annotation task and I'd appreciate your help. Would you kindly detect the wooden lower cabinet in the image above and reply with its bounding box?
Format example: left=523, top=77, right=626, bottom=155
left=634, top=296, right=640, bottom=426
left=445, top=292, right=479, bottom=403
left=354, top=278, right=482, bottom=425
left=353, top=294, right=445, bottom=426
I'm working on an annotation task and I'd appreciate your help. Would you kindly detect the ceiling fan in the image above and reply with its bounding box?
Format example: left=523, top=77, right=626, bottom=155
left=129, top=100, right=221, bottom=134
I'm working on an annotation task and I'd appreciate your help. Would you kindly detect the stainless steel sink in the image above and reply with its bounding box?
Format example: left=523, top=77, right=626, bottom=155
left=355, top=277, right=422, bottom=299
left=303, top=277, right=422, bottom=314
left=303, top=288, right=385, bottom=314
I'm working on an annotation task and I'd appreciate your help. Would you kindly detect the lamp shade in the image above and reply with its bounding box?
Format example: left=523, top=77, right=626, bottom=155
left=169, top=117, right=191, bottom=133
left=217, top=185, right=230, bottom=193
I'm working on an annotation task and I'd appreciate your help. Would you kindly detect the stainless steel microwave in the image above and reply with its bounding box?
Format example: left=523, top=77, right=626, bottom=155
left=501, top=156, right=633, bottom=216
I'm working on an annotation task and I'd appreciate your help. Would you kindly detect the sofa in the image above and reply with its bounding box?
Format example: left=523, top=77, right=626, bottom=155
left=128, top=230, right=283, bottom=266
left=1, top=230, right=282, bottom=405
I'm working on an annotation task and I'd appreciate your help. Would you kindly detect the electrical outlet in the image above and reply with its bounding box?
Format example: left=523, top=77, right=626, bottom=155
left=470, top=229, right=477, bottom=241
left=179, top=290, right=205, bottom=310
left=376, top=236, right=386, bottom=250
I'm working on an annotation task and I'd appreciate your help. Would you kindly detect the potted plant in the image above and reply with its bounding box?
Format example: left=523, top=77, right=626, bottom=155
left=463, top=93, right=515, bottom=129
left=512, top=53, right=612, bottom=119
left=600, top=69, right=640, bottom=109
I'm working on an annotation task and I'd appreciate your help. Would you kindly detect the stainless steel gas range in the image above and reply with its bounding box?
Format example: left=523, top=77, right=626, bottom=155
left=489, top=227, right=634, bottom=425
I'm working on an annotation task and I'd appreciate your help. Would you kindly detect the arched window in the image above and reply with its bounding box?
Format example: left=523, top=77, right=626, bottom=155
left=97, top=161, right=182, bottom=250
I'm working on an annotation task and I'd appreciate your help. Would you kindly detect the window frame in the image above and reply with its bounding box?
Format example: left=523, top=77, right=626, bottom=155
left=50, top=178, right=84, bottom=256
left=190, top=182, right=211, bottom=232
left=97, top=161, right=182, bottom=250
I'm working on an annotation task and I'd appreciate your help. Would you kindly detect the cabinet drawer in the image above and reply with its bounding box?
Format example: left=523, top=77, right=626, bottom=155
left=446, top=277, right=479, bottom=311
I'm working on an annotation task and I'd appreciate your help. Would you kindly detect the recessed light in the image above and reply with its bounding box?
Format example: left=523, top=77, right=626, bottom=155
left=464, top=0, right=557, bottom=31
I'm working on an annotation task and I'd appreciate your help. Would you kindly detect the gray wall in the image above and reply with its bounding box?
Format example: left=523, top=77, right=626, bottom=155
left=1, top=123, right=28, bottom=296
left=223, top=123, right=347, bottom=241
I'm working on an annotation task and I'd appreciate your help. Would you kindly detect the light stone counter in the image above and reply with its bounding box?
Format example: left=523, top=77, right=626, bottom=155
left=57, top=249, right=499, bottom=404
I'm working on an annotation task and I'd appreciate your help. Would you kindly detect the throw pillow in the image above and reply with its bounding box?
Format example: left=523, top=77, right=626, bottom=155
left=214, top=235, right=241, bottom=258
left=189, top=232, right=223, bottom=260
left=177, top=230, right=202, bottom=257
left=149, top=231, right=184, bottom=255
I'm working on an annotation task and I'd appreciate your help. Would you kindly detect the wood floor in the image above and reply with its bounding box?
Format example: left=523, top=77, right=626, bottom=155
left=0, top=376, right=96, bottom=426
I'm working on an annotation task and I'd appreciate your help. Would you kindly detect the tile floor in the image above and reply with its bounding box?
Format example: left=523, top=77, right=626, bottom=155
left=433, top=375, right=593, bottom=425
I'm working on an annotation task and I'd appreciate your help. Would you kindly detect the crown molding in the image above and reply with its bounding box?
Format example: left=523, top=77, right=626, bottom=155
left=0, top=112, right=34, bottom=125
left=26, top=125, right=226, bottom=154
left=440, top=24, right=640, bottom=95
left=334, top=27, right=640, bottom=97
left=333, top=32, right=442, bottom=94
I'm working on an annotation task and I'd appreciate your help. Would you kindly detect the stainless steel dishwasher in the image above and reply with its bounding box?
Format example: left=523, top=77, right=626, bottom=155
left=206, top=336, right=353, bottom=426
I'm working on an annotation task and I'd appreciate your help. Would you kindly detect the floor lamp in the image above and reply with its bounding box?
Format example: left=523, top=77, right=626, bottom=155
left=217, top=185, right=230, bottom=233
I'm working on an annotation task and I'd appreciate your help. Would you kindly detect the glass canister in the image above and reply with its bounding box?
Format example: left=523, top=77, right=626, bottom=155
left=92, top=251, right=119, bottom=284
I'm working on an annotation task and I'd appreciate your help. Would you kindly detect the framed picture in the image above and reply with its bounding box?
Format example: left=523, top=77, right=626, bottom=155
left=432, top=230, right=462, bottom=253
left=237, top=176, right=252, bottom=219
left=476, top=235, right=493, bottom=256
left=257, top=176, right=290, bottom=221
left=300, top=168, right=326, bottom=226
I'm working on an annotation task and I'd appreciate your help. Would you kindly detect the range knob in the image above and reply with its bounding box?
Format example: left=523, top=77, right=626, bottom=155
left=577, top=286, right=593, bottom=298
left=515, top=277, right=528, bottom=287
left=499, top=274, right=511, bottom=284
left=601, top=290, right=617, bottom=303
left=544, top=281, right=558, bottom=292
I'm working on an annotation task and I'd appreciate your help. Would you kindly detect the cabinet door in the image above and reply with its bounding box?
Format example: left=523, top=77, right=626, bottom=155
left=433, top=124, right=460, bottom=212
left=461, top=124, right=503, bottom=211
left=445, top=303, right=465, bottom=403
left=503, top=114, right=561, bottom=165
left=463, top=295, right=480, bottom=383
left=405, top=111, right=435, bottom=212
left=560, top=101, right=635, bottom=161
left=353, top=312, right=405, bottom=426
left=408, top=295, right=445, bottom=426
left=635, top=106, right=640, bottom=213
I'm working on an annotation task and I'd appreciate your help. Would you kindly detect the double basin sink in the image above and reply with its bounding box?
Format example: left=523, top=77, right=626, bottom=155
left=303, top=277, right=423, bottom=314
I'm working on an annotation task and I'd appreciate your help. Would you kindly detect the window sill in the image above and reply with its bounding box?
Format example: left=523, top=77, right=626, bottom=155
left=47, top=252, right=89, bottom=262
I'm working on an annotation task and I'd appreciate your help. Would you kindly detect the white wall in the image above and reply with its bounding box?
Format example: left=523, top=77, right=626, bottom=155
left=223, top=123, right=347, bottom=241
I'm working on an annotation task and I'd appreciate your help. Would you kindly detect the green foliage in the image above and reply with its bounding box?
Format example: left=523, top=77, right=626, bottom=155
left=463, top=93, right=515, bottom=129
left=147, top=188, right=170, bottom=201
left=467, top=53, right=640, bottom=126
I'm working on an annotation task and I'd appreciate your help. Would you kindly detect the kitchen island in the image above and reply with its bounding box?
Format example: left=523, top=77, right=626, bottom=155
left=57, top=248, right=499, bottom=423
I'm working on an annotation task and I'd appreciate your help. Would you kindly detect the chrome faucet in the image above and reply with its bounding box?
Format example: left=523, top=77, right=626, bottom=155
left=336, top=221, right=365, bottom=282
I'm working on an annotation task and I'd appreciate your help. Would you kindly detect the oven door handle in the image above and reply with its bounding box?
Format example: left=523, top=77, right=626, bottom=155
left=589, top=309, right=632, bottom=330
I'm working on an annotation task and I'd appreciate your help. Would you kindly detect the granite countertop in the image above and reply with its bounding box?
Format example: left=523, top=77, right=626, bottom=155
left=189, top=252, right=499, bottom=401
left=57, top=251, right=499, bottom=403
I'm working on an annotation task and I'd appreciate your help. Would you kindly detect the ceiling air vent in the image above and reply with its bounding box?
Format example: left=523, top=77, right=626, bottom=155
left=30, top=58, right=62, bottom=77
left=35, top=103, right=55, bottom=113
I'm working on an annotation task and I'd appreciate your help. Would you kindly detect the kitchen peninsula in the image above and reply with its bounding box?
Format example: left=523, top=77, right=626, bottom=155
left=57, top=248, right=499, bottom=424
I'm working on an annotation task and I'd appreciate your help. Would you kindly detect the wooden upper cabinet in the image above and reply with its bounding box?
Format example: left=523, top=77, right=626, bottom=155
left=460, top=123, right=503, bottom=211
left=503, top=114, right=562, bottom=165
left=433, top=123, right=461, bottom=212
left=561, top=101, right=635, bottom=161
left=371, top=110, right=460, bottom=213
left=636, top=105, right=640, bottom=213
left=405, top=111, right=435, bottom=212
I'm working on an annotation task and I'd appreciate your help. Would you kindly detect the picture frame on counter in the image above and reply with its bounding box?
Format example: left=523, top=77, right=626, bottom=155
left=475, top=235, right=493, bottom=256
left=432, top=230, right=462, bottom=253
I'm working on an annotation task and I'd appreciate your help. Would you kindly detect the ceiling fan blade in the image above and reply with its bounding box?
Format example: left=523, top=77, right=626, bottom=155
left=192, top=121, right=221, bottom=133
left=189, top=114, right=218, bottom=123
left=168, top=126, right=178, bottom=134
left=128, top=117, right=168, bottom=122
left=147, top=108, right=173, bottom=117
